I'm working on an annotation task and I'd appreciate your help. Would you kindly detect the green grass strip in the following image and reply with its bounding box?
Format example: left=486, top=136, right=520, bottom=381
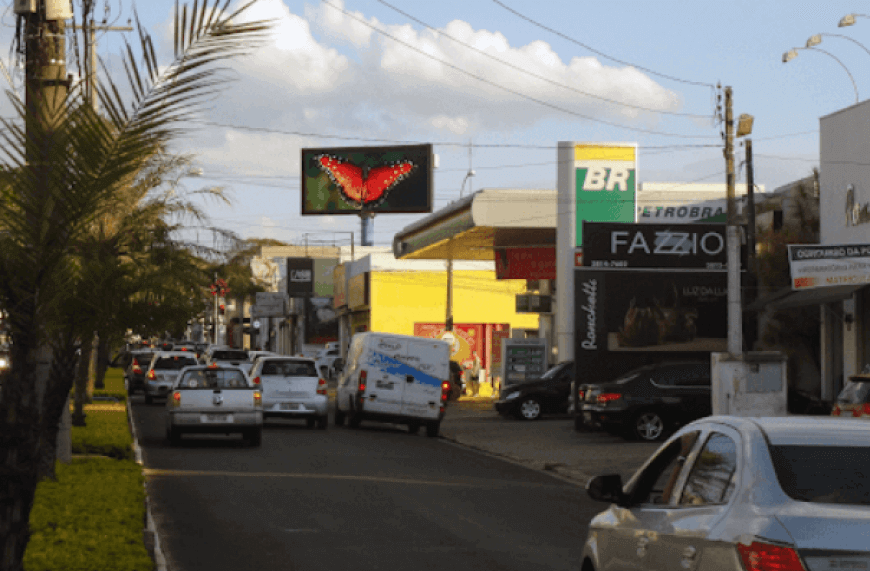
left=70, top=408, right=134, bottom=460
left=24, top=457, right=153, bottom=571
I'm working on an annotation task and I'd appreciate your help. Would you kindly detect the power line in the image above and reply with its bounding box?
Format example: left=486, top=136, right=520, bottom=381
left=319, top=0, right=718, bottom=140
left=491, top=0, right=715, bottom=88
left=375, top=0, right=712, bottom=119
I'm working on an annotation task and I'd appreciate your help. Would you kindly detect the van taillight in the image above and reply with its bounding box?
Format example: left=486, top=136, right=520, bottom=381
left=317, top=378, right=328, bottom=395
left=358, top=370, right=367, bottom=393
left=441, top=381, right=451, bottom=401
left=147, top=370, right=156, bottom=380
left=736, top=541, right=806, bottom=571
left=251, top=376, right=261, bottom=386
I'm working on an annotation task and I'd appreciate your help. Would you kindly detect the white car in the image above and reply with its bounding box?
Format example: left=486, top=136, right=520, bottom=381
left=144, top=351, right=200, bottom=404
left=249, top=356, right=328, bottom=429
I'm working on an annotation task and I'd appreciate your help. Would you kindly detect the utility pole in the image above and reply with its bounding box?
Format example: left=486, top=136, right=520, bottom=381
left=724, top=86, right=742, bottom=355
left=72, top=21, right=133, bottom=111
left=744, top=137, right=757, bottom=351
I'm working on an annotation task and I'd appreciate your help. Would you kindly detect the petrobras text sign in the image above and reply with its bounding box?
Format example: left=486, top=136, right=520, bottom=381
left=788, top=243, right=870, bottom=290
left=574, top=144, right=637, bottom=247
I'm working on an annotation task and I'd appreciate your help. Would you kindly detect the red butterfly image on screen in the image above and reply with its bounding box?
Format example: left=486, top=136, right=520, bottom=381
left=315, top=155, right=416, bottom=208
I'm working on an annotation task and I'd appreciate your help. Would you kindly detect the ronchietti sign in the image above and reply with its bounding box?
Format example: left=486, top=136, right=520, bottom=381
left=582, top=222, right=731, bottom=270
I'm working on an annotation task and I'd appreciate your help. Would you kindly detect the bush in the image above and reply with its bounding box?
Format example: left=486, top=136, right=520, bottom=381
left=70, top=408, right=134, bottom=460
left=24, top=457, right=153, bottom=571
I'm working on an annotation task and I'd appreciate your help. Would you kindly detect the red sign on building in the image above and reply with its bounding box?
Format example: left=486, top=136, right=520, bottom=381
left=495, top=247, right=556, bottom=280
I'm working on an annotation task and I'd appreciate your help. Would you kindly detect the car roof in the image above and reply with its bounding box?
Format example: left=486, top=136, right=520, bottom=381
left=155, top=351, right=198, bottom=358
left=259, top=356, right=315, bottom=363
left=695, top=415, right=870, bottom=446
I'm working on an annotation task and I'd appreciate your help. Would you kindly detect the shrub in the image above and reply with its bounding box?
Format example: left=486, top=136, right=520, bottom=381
left=70, top=408, right=134, bottom=460
left=24, top=457, right=153, bottom=571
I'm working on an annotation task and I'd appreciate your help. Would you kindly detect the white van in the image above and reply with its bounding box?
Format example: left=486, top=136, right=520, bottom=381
left=335, top=332, right=452, bottom=437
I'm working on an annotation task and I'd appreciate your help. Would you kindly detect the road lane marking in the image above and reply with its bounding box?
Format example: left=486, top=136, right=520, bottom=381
left=142, top=468, right=568, bottom=489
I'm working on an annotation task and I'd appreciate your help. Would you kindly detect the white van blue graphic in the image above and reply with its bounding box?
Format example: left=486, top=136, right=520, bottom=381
left=368, top=352, right=442, bottom=388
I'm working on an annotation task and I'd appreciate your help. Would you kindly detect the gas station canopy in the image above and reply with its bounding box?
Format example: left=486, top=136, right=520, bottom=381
left=392, top=188, right=557, bottom=261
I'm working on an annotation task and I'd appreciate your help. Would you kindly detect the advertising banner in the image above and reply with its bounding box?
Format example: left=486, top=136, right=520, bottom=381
left=251, top=292, right=287, bottom=317
left=414, top=323, right=487, bottom=370
left=286, top=258, right=314, bottom=297
left=788, top=243, right=870, bottom=290
left=495, top=246, right=556, bottom=279
left=301, top=144, right=433, bottom=215
left=582, top=222, right=732, bottom=270
left=574, top=144, right=637, bottom=247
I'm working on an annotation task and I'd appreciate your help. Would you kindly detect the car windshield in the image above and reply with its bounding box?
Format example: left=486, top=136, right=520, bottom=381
left=154, top=356, right=198, bottom=370
left=613, top=369, right=647, bottom=384
left=769, top=445, right=870, bottom=505
left=836, top=381, right=870, bottom=405
left=261, top=360, right=318, bottom=377
left=179, top=369, right=249, bottom=389
left=211, top=350, right=249, bottom=361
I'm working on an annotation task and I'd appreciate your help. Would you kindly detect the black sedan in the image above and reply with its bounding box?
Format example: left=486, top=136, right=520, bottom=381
left=494, top=361, right=573, bottom=420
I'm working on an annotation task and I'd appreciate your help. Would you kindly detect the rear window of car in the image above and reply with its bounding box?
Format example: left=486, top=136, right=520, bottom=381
left=769, top=445, right=870, bottom=505
left=154, top=356, right=198, bottom=370
left=179, top=369, right=249, bottom=389
left=211, top=350, right=249, bottom=361
left=261, top=360, right=318, bottom=377
left=836, top=381, right=870, bottom=405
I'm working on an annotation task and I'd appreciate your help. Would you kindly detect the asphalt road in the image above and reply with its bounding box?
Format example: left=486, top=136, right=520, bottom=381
left=132, top=396, right=602, bottom=571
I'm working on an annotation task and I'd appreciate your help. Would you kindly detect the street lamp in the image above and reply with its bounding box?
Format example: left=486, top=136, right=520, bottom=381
left=783, top=46, right=859, bottom=103
left=806, top=33, right=870, bottom=59
left=839, top=14, right=870, bottom=27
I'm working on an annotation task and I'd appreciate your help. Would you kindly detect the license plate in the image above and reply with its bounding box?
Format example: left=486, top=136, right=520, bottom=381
left=280, top=403, right=299, bottom=410
left=202, top=413, right=232, bottom=423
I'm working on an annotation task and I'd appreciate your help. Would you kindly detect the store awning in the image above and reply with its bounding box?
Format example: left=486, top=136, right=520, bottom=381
left=747, top=284, right=865, bottom=311
left=393, top=188, right=556, bottom=261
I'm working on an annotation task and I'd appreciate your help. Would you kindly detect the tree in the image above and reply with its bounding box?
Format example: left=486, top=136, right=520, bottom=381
left=0, top=3, right=272, bottom=568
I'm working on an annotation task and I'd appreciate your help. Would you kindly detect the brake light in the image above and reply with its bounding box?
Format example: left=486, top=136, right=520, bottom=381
left=853, top=405, right=866, bottom=418
left=441, top=380, right=451, bottom=401
left=864, top=403, right=870, bottom=417
left=251, top=376, right=261, bottom=386
left=208, top=362, right=218, bottom=369
left=578, top=389, right=585, bottom=400
left=597, top=393, right=622, bottom=403
left=737, top=541, right=805, bottom=571
left=132, top=358, right=142, bottom=374
left=147, top=370, right=156, bottom=380
left=832, top=404, right=841, bottom=416
left=170, top=391, right=181, bottom=407
left=253, top=390, right=262, bottom=407
left=358, top=370, right=367, bottom=393
left=317, top=378, right=328, bottom=395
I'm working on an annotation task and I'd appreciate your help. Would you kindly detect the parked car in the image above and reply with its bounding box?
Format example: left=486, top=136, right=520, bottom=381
left=494, top=361, right=574, bottom=420
left=121, top=349, right=156, bottom=396
left=249, top=356, right=328, bottom=429
left=144, top=351, right=200, bottom=404
left=583, top=416, right=870, bottom=571
left=165, top=364, right=263, bottom=446
left=582, top=361, right=711, bottom=441
left=832, top=373, right=870, bottom=418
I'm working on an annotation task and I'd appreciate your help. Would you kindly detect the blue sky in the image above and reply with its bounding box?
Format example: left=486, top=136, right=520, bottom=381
left=3, top=0, right=866, bottom=250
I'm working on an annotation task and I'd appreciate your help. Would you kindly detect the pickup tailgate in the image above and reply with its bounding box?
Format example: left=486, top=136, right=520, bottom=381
left=177, top=389, right=258, bottom=412
left=261, top=376, right=318, bottom=400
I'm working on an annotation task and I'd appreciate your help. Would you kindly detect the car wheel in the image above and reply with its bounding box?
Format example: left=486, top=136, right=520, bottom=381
left=167, top=425, right=181, bottom=447
left=247, top=427, right=262, bottom=447
left=632, top=410, right=666, bottom=441
left=407, top=421, right=421, bottom=434
left=425, top=420, right=440, bottom=438
left=517, top=397, right=542, bottom=420
left=144, top=393, right=153, bottom=405
left=306, top=417, right=316, bottom=429
left=334, top=407, right=346, bottom=426
left=317, top=416, right=328, bottom=430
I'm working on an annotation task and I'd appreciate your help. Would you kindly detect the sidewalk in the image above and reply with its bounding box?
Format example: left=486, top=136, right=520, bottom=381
left=440, top=396, right=660, bottom=485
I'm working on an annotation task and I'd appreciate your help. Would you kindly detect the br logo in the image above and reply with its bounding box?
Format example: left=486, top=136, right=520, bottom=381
left=578, top=167, right=634, bottom=192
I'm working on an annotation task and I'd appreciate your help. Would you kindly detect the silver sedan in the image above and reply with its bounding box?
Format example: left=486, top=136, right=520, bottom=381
left=582, top=415, right=870, bottom=571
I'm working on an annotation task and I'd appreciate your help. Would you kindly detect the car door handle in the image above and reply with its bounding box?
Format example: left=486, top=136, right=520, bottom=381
left=406, top=375, right=414, bottom=383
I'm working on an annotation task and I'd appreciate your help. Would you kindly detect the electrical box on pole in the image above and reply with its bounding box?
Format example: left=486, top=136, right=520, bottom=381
left=13, top=0, right=37, bottom=14
left=45, top=0, right=73, bottom=19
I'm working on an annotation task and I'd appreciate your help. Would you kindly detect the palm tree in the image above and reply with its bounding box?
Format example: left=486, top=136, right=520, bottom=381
left=0, top=3, right=273, bottom=569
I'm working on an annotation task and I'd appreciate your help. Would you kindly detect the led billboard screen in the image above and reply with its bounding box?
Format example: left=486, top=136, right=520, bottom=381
left=301, top=144, right=433, bottom=215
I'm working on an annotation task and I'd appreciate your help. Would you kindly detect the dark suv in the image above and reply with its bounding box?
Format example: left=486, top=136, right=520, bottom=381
left=581, top=361, right=711, bottom=441
left=115, top=349, right=155, bottom=396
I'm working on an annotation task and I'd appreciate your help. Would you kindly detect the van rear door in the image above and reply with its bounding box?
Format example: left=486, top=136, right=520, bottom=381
left=399, top=340, right=449, bottom=420
left=360, top=336, right=408, bottom=416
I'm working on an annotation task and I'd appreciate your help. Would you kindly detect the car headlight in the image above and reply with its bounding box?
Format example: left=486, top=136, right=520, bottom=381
left=504, top=391, right=521, bottom=401
left=0, top=358, right=7, bottom=367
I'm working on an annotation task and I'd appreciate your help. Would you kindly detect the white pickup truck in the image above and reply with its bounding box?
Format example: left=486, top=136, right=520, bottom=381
left=165, top=365, right=263, bottom=446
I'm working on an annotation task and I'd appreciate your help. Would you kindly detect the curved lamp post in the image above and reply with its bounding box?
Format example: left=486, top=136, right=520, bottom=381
left=783, top=46, right=859, bottom=103
left=839, top=14, right=870, bottom=27
left=806, top=33, right=870, bottom=59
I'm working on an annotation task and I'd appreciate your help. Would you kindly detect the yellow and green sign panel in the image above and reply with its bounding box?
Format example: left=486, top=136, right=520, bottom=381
left=575, top=144, right=637, bottom=247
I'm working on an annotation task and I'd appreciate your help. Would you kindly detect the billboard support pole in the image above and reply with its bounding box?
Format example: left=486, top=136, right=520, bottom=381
left=360, top=212, right=374, bottom=247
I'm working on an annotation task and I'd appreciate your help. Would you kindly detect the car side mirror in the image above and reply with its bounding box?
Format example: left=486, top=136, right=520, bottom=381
left=586, top=474, right=629, bottom=506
